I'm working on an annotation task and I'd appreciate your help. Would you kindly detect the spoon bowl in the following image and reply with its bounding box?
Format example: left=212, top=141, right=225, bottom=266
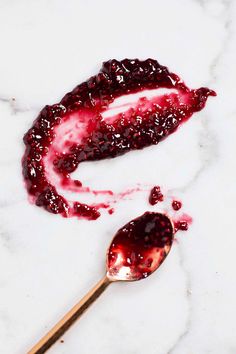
left=107, top=212, right=174, bottom=281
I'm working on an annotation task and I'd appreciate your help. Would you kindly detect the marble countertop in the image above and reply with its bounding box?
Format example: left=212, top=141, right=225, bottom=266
left=1, top=0, right=236, bottom=353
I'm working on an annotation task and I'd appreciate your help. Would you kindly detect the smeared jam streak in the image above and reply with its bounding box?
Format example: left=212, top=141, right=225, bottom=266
left=22, top=59, right=215, bottom=220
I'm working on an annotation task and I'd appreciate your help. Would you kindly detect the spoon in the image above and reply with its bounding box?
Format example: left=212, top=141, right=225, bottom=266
left=28, top=212, right=174, bottom=354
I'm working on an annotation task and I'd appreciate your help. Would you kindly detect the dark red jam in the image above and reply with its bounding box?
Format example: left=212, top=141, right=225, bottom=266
left=176, top=221, right=188, bottom=231
left=22, top=59, right=216, bottom=220
left=174, top=214, right=193, bottom=232
left=73, top=202, right=100, bottom=220
left=149, top=186, right=164, bottom=205
left=107, top=212, right=174, bottom=280
left=172, top=200, right=182, bottom=211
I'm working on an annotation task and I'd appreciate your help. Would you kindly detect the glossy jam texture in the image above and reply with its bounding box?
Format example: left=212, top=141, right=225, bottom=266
left=149, top=186, right=164, bottom=205
left=107, top=212, right=173, bottom=280
left=22, top=59, right=216, bottom=220
left=174, top=214, right=193, bottom=232
left=172, top=200, right=182, bottom=211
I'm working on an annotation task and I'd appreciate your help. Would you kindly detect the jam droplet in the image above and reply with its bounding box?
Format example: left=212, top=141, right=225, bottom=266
left=73, top=203, right=100, bottom=220
left=174, top=214, right=192, bottom=232
left=172, top=200, right=182, bottom=211
left=22, top=59, right=216, bottom=220
left=175, top=221, right=188, bottom=231
left=107, top=212, right=174, bottom=280
left=149, top=186, right=164, bottom=205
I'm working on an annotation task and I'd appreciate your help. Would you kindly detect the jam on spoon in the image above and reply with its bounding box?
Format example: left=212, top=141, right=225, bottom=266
left=28, top=212, right=174, bottom=354
left=107, top=211, right=173, bottom=280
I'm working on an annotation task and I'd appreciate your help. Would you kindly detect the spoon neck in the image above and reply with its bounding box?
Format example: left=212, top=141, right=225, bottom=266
left=95, top=274, right=112, bottom=292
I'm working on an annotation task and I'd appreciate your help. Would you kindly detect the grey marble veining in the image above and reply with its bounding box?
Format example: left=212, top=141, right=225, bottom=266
left=0, top=0, right=236, bottom=353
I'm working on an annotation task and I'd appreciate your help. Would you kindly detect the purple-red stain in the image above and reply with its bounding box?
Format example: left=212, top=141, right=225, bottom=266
left=149, top=186, right=164, bottom=205
left=172, top=200, right=182, bottom=211
left=107, top=212, right=173, bottom=280
left=22, top=58, right=215, bottom=220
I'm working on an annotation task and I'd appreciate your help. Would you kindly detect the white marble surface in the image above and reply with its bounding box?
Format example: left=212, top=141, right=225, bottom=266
left=0, top=0, right=236, bottom=353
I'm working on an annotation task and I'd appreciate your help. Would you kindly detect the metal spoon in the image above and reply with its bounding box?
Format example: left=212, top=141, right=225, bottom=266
left=28, top=212, right=174, bottom=354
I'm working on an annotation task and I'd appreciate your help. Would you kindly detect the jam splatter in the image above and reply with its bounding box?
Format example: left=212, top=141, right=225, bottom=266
left=172, top=200, right=182, bottom=211
left=107, top=212, right=173, bottom=280
left=174, top=214, right=193, bottom=232
left=22, top=59, right=216, bottom=220
left=149, top=186, right=164, bottom=205
left=176, top=221, right=188, bottom=231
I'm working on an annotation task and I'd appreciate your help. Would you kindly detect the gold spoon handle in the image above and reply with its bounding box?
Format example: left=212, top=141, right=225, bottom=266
left=28, top=275, right=111, bottom=354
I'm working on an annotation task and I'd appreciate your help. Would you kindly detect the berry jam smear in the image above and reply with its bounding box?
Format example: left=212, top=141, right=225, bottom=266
left=107, top=212, right=174, bottom=280
left=22, top=59, right=216, bottom=220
